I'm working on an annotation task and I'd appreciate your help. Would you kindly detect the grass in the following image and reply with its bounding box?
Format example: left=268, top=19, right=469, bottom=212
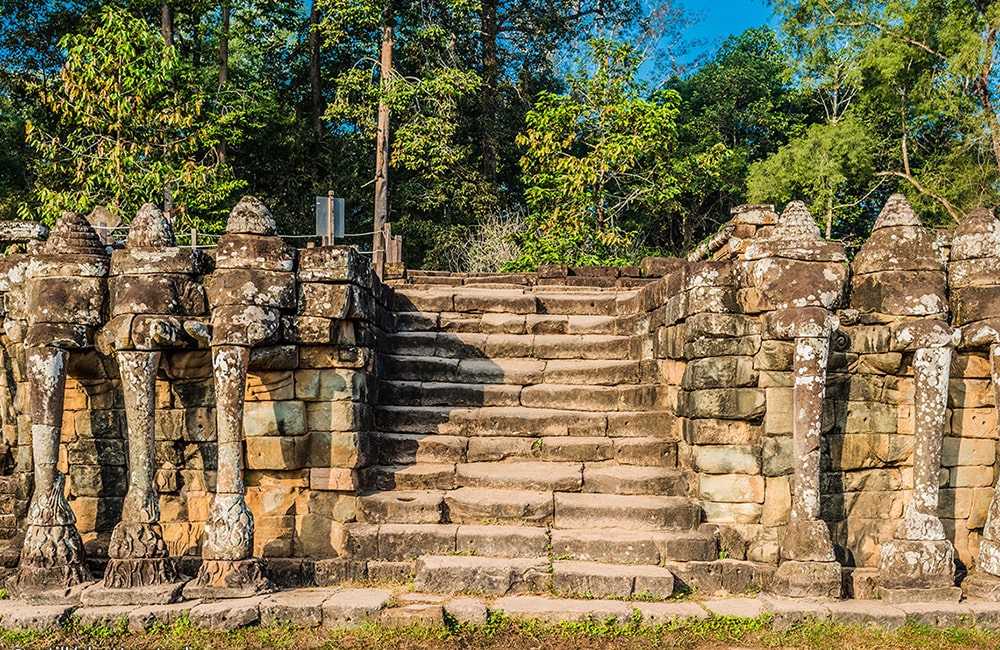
left=1, top=614, right=1000, bottom=650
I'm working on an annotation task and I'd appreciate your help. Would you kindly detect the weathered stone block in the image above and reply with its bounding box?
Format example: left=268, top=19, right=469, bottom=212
left=693, top=445, right=759, bottom=474
left=684, top=389, right=765, bottom=420
left=762, top=436, right=793, bottom=476
left=682, top=356, right=758, bottom=389
left=700, top=474, right=765, bottom=503
left=761, top=476, right=791, bottom=526
left=942, top=436, right=995, bottom=467
left=307, top=431, right=365, bottom=468
left=306, top=401, right=370, bottom=433
left=245, top=436, right=308, bottom=470
left=243, top=400, right=306, bottom=437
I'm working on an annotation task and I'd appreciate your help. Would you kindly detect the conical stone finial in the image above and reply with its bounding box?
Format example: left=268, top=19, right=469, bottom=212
left=126, top=203, right=177, bottom=249
left=872, top=193, right=922, bottom=230
left=771, top=201, right=822, bottom=241
left=44, top=211, right=107, bottom=256
left=951, top=208, right=1000, bottom=261
left=226, top=196, right=276, bottom=236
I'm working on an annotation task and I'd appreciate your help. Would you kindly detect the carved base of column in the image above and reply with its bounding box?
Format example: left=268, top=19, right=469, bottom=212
left=101, top=556, right=181, bottom=589
left=779, top=520, right=836, bottom=562
left=11, top=521, right=91, bottom=598
left=82, top=576, right=186, bottom=606
left=961, top=571, right=1000, bottom=601
left=766, top=560, right=842, bottom=599
left=182, top=558, right=275, bottom=600
left=7, top=566, right=92, bottom=604
left=878, top=538, right=956, bottom=592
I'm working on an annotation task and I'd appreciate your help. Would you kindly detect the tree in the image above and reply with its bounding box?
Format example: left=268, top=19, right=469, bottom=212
left=26, top=6, right=241, bottom=228
left=508, top=39, right=680, bottom=269
left=661, top=27, right=814, bottom=252
left=771, top=0, right=1000, bottom=223
left=747, top=112, right=878, bottom=239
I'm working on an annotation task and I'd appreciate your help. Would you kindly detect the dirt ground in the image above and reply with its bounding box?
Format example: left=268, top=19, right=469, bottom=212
left=1, top=617, right=998, bottom=650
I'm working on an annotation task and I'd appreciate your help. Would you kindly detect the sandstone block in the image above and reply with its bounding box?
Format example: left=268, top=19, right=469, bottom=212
left=700, top=474, right=764, bottom=503
left=683, top=389, right=765, bottom=420
left=245, top=435, right=307, bottom=470
left=942, top=436, right=995, bottom=467
left=377, top=524, right=457, bottom=561
left=243, top=400, right=306, bottom=437
left=307, top=431, right=365, bottom=468
left=445, top=487, right=553, bottom=525
left=260, top=589, right=332, bottom=627
left=414, top=556, right=549, bottom=595
left=693, top=445, right=759, bottom=474
left=322, top=588, right=392, bottom=628
left=456, top=525, right=550, bottom=557
left=189, top=597, right=264, bottom=630
left=762, top=436, right=793, bottom=476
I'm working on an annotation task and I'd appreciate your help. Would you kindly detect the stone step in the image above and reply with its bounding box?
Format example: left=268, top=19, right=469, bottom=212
left=464, top=436, right=678, bottom=466
left=378, top=380, right=522, bottom=407
left=371, top=432, right=468, bottom=465
left=381, top=355, right=544, bottom=384
left=541, top=360, right=641, bottom=385
left=357, top=490, right=446, bottom=524
left=413, top=556, right=550, bottom=595
left=374, top=404, right=677, bottom=438
left=440, top=312, right=622, bottom=336
left=456, top=461, right=583, bottom=492
left=519, top=384, right=664, bottom=411
left=550, top=528, right=717, bottom=564
left=386, top=333, right=632, bottom=361
left=377, top=380, right=663, bottom=412
left=363, top=464, right=456, bottom=491
left=343, top=523, right=715, bottom=566
left=444, top=487, right=554, bottom=525
left=582, top=465, right=693, bottom=496
left=551, top=560, right=675, bottom=599
left=554, top=493, right=702, bottom=531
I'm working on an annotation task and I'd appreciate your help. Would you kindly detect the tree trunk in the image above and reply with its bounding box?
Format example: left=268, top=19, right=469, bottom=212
left=309, top=1, right=324, bottom=136
left=218, top=1, right=230, bottom=163
left=373, top=3, right=393, bottom=276
left=479, top=0, right=498, bottom=184
left=161, top=4, right=174, bottom=47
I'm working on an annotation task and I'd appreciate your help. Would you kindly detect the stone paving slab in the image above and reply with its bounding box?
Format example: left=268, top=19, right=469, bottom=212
left=633, top=601, right=708, bottom=624
left=493, top=595, right=634, bottom=624
left=0, top=601, right=75, bottom=630
left=825, top=600, right=906, bottom=630
left=322, top=588, right=393, bottom=628
left=127, top=600, right=199, bottom=631
left=700, top=597, right=764, bottom=619
left=3, top=586, right=1000, bottom=632
left=189, top=595, right=266, bottom=631
left=260, top=588, right=336, bottom=627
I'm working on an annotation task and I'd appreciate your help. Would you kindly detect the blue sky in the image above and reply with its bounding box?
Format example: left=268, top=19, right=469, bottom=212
left=671, top=0, right=777, bottom=70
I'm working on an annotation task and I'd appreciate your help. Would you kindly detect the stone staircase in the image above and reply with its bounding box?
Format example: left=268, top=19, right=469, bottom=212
left=341, top=282, right=719, bottom=598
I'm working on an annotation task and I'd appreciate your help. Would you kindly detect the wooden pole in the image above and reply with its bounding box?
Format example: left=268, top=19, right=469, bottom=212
left=373, top=2, right=393, bottom=278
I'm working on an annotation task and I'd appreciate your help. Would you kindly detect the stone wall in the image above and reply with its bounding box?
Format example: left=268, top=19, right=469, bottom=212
left=2, top=194, right=1000, bottom=600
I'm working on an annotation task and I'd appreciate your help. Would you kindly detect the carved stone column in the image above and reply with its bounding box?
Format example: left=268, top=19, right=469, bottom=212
left=184, top=196, right=291, bottom=599
left=81, top=203, right=208, bottom=605
left=878, top=323, right=960, bottom=602
left=11, top=211, right=109, bottom=601
left=946, top=208, right=1000, bottom=599
left=852, top=194, right=960, bottom=602
left=740, top=202, right=847, bottom=599
left=971, top=343, right=1000, bottom=589
left=766, top=308, right=843, bottom=598
left=14, top=347, right=89, bottom=595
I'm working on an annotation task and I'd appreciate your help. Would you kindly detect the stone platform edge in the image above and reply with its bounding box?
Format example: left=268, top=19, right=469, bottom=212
left=2, top=586, right=1000, bottom=633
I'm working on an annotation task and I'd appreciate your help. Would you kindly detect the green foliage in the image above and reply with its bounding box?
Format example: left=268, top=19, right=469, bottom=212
left=661, top=27, right=815, bottom=251
left=509, top=39, right=679, bottom=270
left=25, top=6, right=242, bottom=227
left=772, top=0, right=1000, bottom=226
left=747, top=112, right=878, bottom=240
